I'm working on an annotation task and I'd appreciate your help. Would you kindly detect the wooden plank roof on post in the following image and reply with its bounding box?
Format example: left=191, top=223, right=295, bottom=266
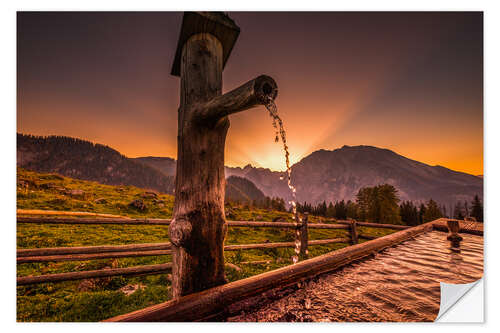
left=169, top=12, right=278, bottom=299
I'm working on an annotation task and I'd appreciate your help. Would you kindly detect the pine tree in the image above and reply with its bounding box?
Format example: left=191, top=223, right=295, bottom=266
left=453, top=201, right=465, bottom=219
left=470, top=195, right=483, bottom=222
left=335, top=200, right=347, bottom=220
left=400, top=201, right=419, bottom=226
left=423, top=199, right=443, bottom=222
left=418, top=203, right=426, bottom=224
left=355, top=187, right=372, bottom=221
left=326, top=202, right=335, bottom=218
left=376, top=184, right=401, bottom=224
left=346, top=200, right=358, bottom=220
left=355, top=184, right=400, bottom=224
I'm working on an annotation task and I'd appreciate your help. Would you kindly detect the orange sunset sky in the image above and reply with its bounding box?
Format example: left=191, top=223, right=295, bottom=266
left=17, top=12, right=483, bottom=175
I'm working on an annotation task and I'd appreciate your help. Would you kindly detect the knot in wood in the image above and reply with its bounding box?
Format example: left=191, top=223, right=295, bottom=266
left=169, top=218, right=193, bottom=247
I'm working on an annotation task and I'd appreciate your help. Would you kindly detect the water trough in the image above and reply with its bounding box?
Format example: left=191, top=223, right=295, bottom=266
left=103, top=218, right=478, bottom=321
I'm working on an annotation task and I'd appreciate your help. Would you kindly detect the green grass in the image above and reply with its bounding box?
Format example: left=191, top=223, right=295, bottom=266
left=16, top=167, right=396, bottom=322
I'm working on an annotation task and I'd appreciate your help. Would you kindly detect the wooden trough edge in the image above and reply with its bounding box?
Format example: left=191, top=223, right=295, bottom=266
left=103, top=219, right=439, bottom=322
left=432, top=223, right=483, bottom=236
left=17, top=263, right=173, bottom=286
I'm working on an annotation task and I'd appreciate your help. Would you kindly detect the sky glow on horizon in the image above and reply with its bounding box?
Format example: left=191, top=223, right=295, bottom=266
left=17, top=12, right=483, bottom=175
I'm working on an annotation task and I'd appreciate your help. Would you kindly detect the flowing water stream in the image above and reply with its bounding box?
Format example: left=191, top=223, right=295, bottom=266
left=264, top=98, right=301, bottom=263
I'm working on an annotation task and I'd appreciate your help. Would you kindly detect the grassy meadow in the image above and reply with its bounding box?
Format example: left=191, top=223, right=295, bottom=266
left=16, top=168, right=395, bottom=321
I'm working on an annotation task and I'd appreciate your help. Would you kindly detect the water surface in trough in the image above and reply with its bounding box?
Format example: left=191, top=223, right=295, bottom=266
left=226, top=231, right=483, bottom=322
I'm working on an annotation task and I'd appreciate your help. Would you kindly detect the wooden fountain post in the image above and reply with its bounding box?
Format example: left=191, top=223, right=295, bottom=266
left=446, top=220, right=463, bottom=252
left=169, top=12, right=278, bottom=298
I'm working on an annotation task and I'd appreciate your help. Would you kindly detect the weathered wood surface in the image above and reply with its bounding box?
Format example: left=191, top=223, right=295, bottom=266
left=17, top=209, right=129, bottom=219
left=432, top=223, right=483, bottom=236
left=228, top=221, right=299, bottom=228
left=17, top=263, right=172, bottom=286
left=308, top=238, right=350, bottom=246
left=432, top=219, right=483, bottom=236
left=298, top=213, right=308, bottom=260
left=230, top=221, right=348, bottom=230
left=17, top=242, right=172, bottom=257
left=349, top=220, right=359, bottom=245
left=197, top=75, right=278, bottom=120
left=170, top=14, right=279, bottom=297
left=17, top=250, right=173, bottom=263
left=306, top=223, right=349, bottom=230
left=336, top=220, right=410, bottom=230
left=104, top=220, right=436, bottom=322
left=17, top=216, right=349, bottom=230
left=17, top=238, right=349, bottom=263
left=171, top=12, right=240, bottom=76
left=240, top=260, right=272, bottom=265
left=172, top=53, right=270, bottom=297
left=224, top=238, right=349, bottom=251
left=17, top=217, right=171, bottom=225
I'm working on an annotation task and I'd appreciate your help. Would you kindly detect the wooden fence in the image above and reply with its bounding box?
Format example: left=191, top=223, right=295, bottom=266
left=16, top=215, right=412, bottom=285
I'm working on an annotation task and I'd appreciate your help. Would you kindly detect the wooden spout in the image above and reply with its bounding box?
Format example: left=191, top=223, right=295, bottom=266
left=196, top=75, right=278, bottom=121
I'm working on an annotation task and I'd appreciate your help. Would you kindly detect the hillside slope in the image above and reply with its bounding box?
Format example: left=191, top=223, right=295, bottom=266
left=225, top=176, right=266, bottom=203
left=17, top=134, right=174, bottom=194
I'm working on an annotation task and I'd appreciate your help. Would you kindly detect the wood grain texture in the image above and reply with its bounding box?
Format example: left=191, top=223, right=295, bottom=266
left=17, top=217, right=350, bottom=230
left=336, top=220, right=410, bottom=230
left=17, top=263, right=172, bottom=286
left=171, top=12, right=240, bottom=76
left=17, top=250, right=172, bottom=263
left=171, top=21, right=278, bottom=297
left=349, top=220, right=359, bottom=245
left=17, top=217, right=172, bottom=225
left=299, top=213, right=308, bottom=260
left=224, top=238, right=349, bottom=251
left=17, top=242, right=172, bottom=257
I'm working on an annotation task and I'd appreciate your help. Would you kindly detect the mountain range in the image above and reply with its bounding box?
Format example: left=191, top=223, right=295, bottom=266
left=17, top=134, right=175, bottom=194
left=17, top=134, right=483, bottom=207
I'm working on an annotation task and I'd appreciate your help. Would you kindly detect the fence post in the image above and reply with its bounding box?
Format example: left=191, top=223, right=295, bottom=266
left=349, top=219, right=358, bottom=245
left=299, top=212, right=309, bottom=260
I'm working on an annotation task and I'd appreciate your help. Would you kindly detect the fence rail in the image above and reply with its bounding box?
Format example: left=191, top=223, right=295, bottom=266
left=17, top=217, right=351, bottom=229
left=17, top=263, right=172, bottom=286
left=17, top=238, right=351, bottom=264
left=16, top=214, right=417, bottom=285
left=17, top=242, right=173, bottom=257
